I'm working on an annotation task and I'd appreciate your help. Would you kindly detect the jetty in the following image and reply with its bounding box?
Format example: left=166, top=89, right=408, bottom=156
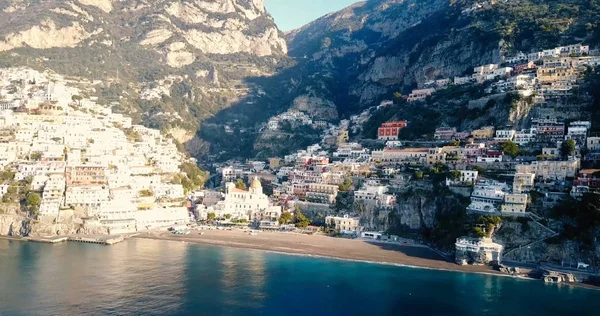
left=68, top=235, right=125, bottom=245
left=26, top=236, right=70, bottom=244
left=14, top=233, right=140, bottom=245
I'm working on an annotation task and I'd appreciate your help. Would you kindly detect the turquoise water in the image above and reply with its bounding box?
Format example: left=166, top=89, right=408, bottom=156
left=0, top=239, right=599, bottom=315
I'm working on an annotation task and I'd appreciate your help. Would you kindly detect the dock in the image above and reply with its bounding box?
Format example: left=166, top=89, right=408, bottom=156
left=9, top=233, right=140, bottom=245
left=68, top=235, right=125, bottom=245
left=26, top=236, right=70, bottom=244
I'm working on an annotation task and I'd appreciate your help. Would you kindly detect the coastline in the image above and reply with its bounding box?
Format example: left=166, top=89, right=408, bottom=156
left=3, top=230, right=597, bottom=290
left=135, top=230, right=507, bottom=276
left=133, top=230, right=600, bottom=291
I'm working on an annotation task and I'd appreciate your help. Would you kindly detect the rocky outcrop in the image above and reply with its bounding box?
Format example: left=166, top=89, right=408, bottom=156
left=292, top=94, right=338, bottom=120
left=284, top=0, right=499, bottom=118
left=184, top=27, right=286, bottom=56
left=77, top=0, right=113, bottom=13
left=0, top=214, right=32, bottom=237
left=395, top=194, right=438, bottom=230
left=140, top=29, right=173, bottom=46
left=0, top=19, right=93, bottom=51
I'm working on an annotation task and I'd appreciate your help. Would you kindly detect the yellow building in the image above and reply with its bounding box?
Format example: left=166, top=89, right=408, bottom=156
left=427, top=148, right=447, bottom=165
left=471, top=126, right=495, bottom=139
left=536, top=67, right=579, bottom=84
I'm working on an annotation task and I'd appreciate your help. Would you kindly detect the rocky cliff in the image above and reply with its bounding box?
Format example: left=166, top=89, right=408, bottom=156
left=0, top=0, right=288, bottom=157
left=285, top=0, right=600, bottom=118
left=0, top=214, right=32, bottom=236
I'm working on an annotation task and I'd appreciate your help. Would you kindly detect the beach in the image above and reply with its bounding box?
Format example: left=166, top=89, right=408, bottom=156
left=135, top=229, right=503, bottom=276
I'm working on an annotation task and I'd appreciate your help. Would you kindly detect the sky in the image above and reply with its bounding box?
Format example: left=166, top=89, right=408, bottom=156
left=265, top=0, right=359, bottom=31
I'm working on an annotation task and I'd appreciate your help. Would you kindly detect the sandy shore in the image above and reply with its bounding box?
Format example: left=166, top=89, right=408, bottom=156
left=135, top=229, right=503, bottom=276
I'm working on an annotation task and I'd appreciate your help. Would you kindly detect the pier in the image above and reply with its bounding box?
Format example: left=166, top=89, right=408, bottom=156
left=10, top=233, right=140, bottom=245
left=26, top=236, right=70, bottom=244
left=68, top=235, right=126, bottom=245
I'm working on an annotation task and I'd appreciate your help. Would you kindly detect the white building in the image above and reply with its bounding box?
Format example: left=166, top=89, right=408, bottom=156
left=514, top=128, right=536, bottom=145
left=220, top=177, right=281, bottom=221
left=587, top=137, right=600, bottom=151
left=407, top=88, right=435, bottom=102
left=134, top=207, right=191, bottom=230
left=504, top=52, right=528, bottom=64
left=65, top=186, right=109, bottom=209
left=455, top=237, right=503, bottom=265
left=354, top=184, right=396, bottom=208
left=495, top=129, right=516, bottom=141
left=446, top=170, right=478, bottom=186
left=454, top=76, right=475, bottom=85
left=467, top=181, right=509, bottom=213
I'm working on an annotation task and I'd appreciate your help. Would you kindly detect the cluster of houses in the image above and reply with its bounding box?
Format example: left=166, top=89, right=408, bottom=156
left=0, top=68, right=194, bottom=234
left=404, top=43, right=599, bottom=103
left=195, top=44, right=600, bottom=264
left=264, top=109, right=329, bottom=131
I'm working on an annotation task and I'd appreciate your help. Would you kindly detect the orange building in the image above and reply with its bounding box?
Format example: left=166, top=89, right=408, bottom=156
left=378, top=121, right=408, bottom=140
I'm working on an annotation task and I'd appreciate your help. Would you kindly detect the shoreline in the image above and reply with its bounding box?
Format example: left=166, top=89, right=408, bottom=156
left=136, top=231, right=600, bottom=291
left=3, top=230, right=597, bottom=290
left=134, top=230, right=514, bottom=277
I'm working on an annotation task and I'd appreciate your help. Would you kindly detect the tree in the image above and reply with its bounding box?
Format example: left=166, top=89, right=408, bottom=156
left=207, top=212, right=216, bottom=220
left=26, top=193, right=41, bottom=216
left=225, top=214, right=231, bottom=219
left=414, top=170, right=424, bottom=179
left=501, top=140, right=519, bottom=157
left=294, top=210, right=311, bottom=228
left=278, top=212, right=293, bottom=224
left=235, top=178, right=246, bottom=189
left=393, top=92, right=403, bottom=104
left=2, top=185, right=18, bottom=203
left=139, top=190, right=153, bottom=197
left=473, top=227, right=487, bottom=238
left=338, top=177, right=353, bottom=192
left=30, top=152, right=42, bottom=161
left=354, top=201, right=366, bottom=214
left=561, top=139, right=576, bottom=157
left=449, top=170, right=462, bottom=181
left=0, top=170, right=15, bottom=181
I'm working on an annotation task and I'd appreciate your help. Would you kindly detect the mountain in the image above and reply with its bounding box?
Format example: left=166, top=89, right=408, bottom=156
left=285, top=0, right=600, bottom=112
left=2, top=0, right=600, bottom=160
left=0, top=0, right=288, bottom=155
left=205, top=0, right=600, bottom=159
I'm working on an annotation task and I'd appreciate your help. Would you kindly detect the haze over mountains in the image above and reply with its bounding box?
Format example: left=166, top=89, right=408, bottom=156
left=1, top=0, right=599, bottom=160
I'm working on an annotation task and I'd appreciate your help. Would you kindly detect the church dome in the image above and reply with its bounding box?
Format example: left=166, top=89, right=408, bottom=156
left=250, top=177, right=262, bottom=189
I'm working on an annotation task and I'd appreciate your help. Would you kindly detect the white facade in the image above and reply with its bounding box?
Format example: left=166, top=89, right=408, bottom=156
left=65, top=186, right=109, bottom=208
left=407, top=88, right=435, bottom=102
left=495, top=129, right=516, bottom=141
left=220, top=177, right=280, bottom=221
left=455, top=237, right=503, bottom=264
left=514, top=129, right=536, bottom=145
left=134, top=207, right=191, bottom=230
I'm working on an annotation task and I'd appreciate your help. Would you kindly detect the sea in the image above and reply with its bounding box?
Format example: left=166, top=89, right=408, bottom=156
left=1, top=238, right=599, bottom=316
